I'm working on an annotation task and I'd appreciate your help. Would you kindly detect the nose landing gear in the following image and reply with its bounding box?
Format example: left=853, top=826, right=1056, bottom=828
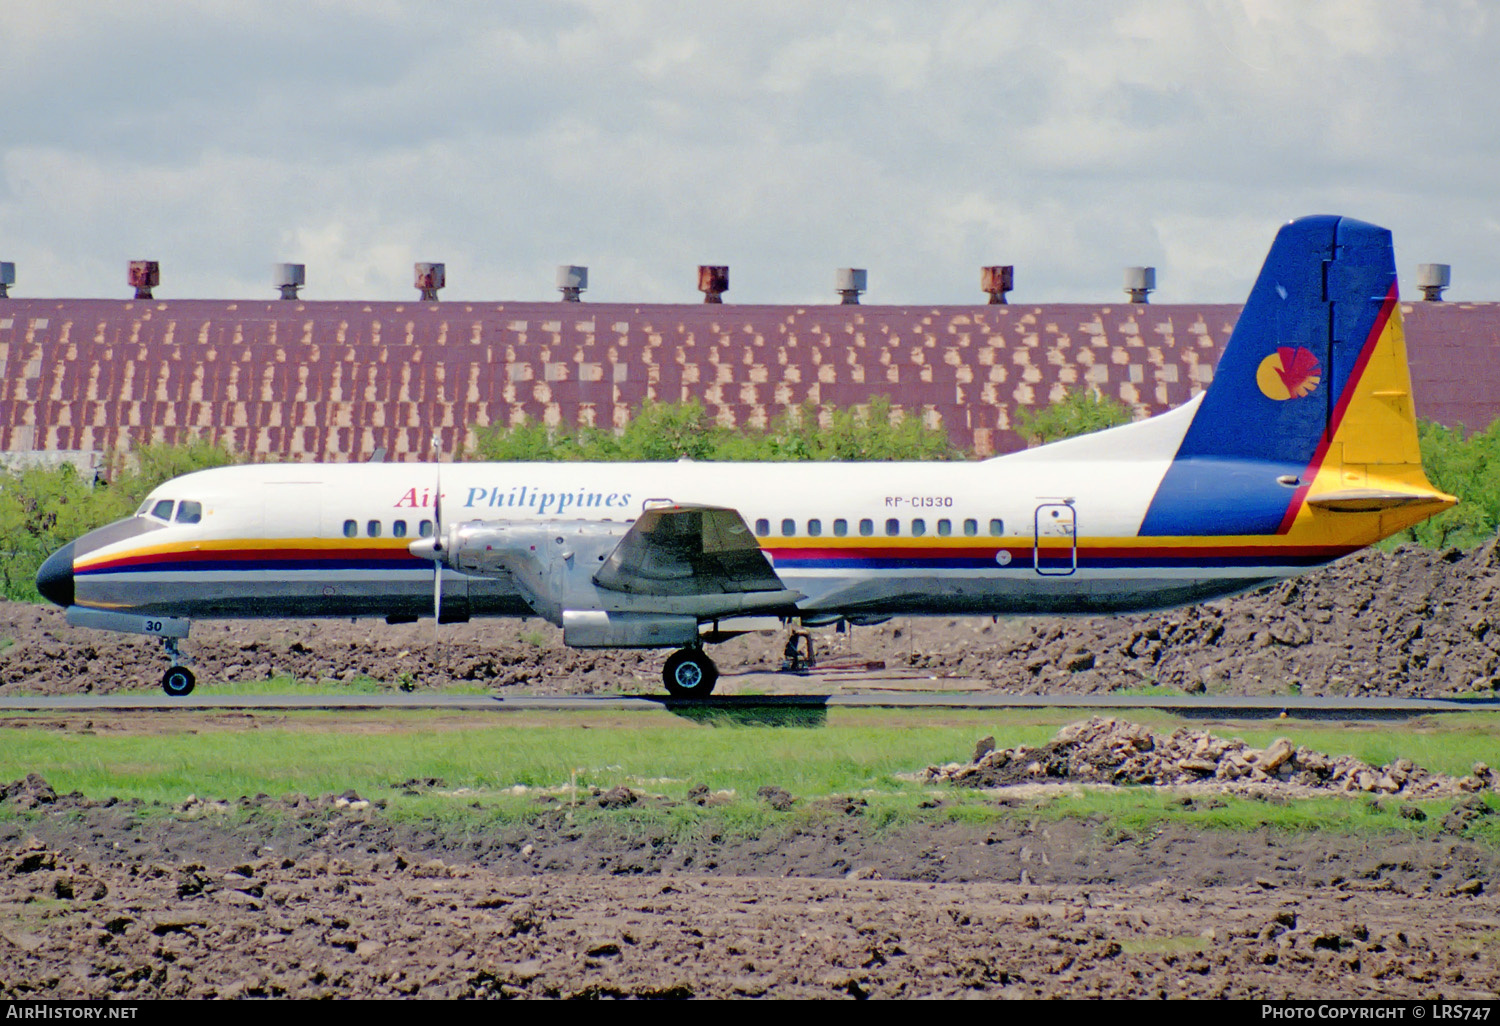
left=160, top=638, right=196, bottom=697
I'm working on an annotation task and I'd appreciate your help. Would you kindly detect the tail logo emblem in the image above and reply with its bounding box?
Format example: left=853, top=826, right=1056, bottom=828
left=1256, top=346, right=1322, bottom=401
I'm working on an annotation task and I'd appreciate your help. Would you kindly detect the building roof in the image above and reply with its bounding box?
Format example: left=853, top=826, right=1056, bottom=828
left=0, top=297, right=1492, bottom=461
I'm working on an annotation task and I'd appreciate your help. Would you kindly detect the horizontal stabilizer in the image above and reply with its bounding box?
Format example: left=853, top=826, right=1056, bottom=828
left=1304, top=490, right=1453, bottom=513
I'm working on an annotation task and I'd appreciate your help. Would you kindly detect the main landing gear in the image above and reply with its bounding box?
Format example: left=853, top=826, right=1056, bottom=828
left=662, top=646, right=718, bottom=698
left=160, top=638, right=195, bottom=697
left=781, top=628, right=815, bottom=672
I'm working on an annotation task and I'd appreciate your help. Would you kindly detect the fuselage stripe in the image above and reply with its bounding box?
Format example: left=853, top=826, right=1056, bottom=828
left=75, top=542, right=1361, bottom=577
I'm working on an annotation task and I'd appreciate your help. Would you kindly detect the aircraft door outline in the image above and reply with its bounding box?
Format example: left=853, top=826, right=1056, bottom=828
left=1033, top=503, right=1077, bottom=576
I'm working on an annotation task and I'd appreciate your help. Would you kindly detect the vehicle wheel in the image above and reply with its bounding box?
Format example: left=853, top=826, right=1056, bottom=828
left=663, top=648, right=717, bottom=698
left=161, top=666, right=196, bottom=698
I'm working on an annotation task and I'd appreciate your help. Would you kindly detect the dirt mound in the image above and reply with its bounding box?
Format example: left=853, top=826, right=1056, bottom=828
left=2, top=541, right=1499, bottom=697
left=890, top=541, right=1500, bottom=698
left=0, top=773, right=57, bottom=808
left=926, top=717, right=1499, bottom=798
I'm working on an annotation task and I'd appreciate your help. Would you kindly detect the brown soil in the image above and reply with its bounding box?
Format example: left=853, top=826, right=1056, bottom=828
left=3, top=546, right=1499, bottom=999
left=3, top=541, right=1499, bottom=698
left=1, top=770, right=1498, bottom=1000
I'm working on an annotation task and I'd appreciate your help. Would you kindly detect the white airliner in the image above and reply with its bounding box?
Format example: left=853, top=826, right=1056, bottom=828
left=36, top=216, right=1454, bottom=697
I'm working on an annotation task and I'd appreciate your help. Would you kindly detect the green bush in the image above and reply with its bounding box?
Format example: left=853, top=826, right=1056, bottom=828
left=760, top=397, right=955, bottom=462
left=1383, top=420, right=1500, bottom=549
left=470, top=401, right=729, bottom=462
left=469, top=397, right=954, bottom=463
left=0, top=463, right=101, bottom=601
left=1012, top=388, right=1133, bottom=446
left=0, top=440, right=238, bottom=602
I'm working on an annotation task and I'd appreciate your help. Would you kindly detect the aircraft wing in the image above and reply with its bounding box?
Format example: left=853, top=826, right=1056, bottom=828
left=594, top=505, right=785, bottom=597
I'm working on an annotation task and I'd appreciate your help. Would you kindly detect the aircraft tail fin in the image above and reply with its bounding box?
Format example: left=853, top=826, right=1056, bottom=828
left=1139, top=215, right=1453, bottom=537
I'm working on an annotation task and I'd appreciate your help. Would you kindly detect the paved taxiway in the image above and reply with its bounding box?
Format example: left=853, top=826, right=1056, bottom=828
left=1, top=693, right=1496, bottom=718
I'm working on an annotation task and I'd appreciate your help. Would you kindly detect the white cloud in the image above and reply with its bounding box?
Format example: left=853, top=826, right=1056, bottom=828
left=1, top=0, right=1498, bottom=303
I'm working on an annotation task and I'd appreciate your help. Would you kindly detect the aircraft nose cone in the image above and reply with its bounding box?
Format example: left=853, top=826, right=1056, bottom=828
left=35, top=541, right=74, bottom=608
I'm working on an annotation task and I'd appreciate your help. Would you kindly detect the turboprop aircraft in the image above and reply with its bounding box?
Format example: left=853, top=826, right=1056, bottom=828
left=35, top=216, right=1455, bottom=698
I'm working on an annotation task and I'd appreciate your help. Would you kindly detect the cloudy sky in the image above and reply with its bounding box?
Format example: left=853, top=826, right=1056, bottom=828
left=2, top=1, right=1496, bottom=305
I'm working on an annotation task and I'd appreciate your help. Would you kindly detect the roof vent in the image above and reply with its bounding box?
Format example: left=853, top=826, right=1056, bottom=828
left=981, top=265, right=1013, bottom=305
left=1124, top=266, right=1155, bottom=304
left=273, top=263, right=305, bottom=300
left=1416, top=263, right=1450, bottom=302
left=0, top=262, right=13, bottom=299
left=557, top=265, right=588, bottom=302
left=835, top=267, right=867, bottom=305
left=698, top=265, right=729, bottom=304
left=415, top=262, right=445, bottom=301
left=129, top=260, right=160, bottom=300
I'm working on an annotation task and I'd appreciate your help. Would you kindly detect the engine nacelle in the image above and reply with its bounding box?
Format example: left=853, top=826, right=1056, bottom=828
left=427, top=520, right=628, bottom=623
left=408, top=513, right=803, bottom=636
left=561, top=610, right=699, bottom=648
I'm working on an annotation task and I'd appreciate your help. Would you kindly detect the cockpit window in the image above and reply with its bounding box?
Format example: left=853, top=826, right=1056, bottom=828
left=175, top=501, right=203, bottom=524
left=150, top=500, right=175, bottom=521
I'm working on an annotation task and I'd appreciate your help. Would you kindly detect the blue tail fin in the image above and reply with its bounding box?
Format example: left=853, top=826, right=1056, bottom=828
left=1139, top=216, right=1400, bottom=536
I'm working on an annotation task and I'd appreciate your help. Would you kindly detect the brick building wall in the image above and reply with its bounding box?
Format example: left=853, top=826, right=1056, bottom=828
left=0, top=297, right=1492, bottom=462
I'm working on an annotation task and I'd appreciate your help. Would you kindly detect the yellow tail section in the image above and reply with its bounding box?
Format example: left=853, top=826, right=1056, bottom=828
left=1296, top=299, right=1455, bottom=542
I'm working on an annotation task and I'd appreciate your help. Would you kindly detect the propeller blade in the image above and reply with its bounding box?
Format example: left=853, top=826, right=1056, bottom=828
left=432, top=462, right=443, bottom=640
left=432, top=464, right=444, bottom=552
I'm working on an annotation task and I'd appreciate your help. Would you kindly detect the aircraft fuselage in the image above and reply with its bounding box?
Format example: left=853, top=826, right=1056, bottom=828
left=56, top=403, right=1382, bottom=628
left=33, top=216, right=1459, bottom=697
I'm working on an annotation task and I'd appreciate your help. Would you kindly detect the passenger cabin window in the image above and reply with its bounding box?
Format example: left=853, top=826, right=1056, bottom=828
left=150, top=499, right=175, bottom=521
left=911, top=518, right=926, bottom=537
left=963, top=519, right=978, bottom=537
left=833, top=519, right=848, bottom=537
left=989, top=519, right=1004, bottom=535
left=936, top=519, right=952, bottom=537
left=393, top=520, right=407, bottom=538
left=343, top=520, right=358, bottom=538
left=419, top=520, right=434, bottom=538
left=781, top=518, right=796, bottom=537
left=885, top=518, right=900, bottom=537
left=367, top=520, right=381, bottom=538
left=755, top=518, right=769, bottom=537
left=859, top=519, right=874, bottom=537
left=807, top=519, right=822, bottom=537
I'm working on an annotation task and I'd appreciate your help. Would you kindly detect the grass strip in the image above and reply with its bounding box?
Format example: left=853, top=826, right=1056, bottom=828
left=0, top=709, right=1494, bottom=841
